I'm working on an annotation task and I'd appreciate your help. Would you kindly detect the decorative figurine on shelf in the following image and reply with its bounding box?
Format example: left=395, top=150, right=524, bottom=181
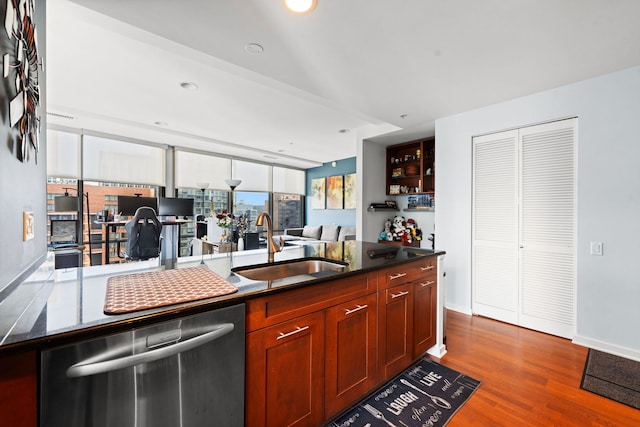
left=379, top=219, right=393, bottom=241
left=405, top=218, right=423, bottom=243
left=392, top=215, right=408, bottom=242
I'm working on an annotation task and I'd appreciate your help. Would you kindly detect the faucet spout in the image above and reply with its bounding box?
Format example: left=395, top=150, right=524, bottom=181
left=256, top=212, right=283, bottom=263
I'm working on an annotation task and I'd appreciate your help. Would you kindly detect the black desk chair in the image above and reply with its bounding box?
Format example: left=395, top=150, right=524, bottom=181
left=123, top=207, right=163, bottom=261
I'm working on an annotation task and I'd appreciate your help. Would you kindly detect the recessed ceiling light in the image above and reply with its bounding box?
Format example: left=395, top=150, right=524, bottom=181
left=180, top=81, right=198, bottom=90
left=283, top=0, right=317, bottom=15
left=245, top=43, right=264, bottom=54
left=154, top=121, right=168, bottom=127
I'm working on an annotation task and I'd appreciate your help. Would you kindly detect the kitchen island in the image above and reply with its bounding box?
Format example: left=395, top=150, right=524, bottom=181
left=0, top=240, right=445, bottom=426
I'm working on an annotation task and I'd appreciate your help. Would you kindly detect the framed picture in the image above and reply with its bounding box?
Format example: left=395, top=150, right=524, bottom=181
left=311, top=177, right=326, bottom=209
left=344, top=173, right=356, bottom=209
left=327, top=175, right=344, bottom=209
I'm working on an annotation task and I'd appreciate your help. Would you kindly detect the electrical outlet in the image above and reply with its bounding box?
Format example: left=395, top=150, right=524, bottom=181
left=590, top=241, right=603, bottom=256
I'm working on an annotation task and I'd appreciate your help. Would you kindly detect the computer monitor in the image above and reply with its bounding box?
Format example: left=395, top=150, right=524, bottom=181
left=157, top=197, right=194, bottom=218
left=117, top=195, right=158, bottom=217
left=50, top=219, right=77, bottom=244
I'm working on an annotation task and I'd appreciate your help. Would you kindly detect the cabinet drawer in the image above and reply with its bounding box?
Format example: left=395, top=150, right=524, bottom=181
left=246, top=272, right=376, bottom=332
left=377, top=256, right=437, bottom=289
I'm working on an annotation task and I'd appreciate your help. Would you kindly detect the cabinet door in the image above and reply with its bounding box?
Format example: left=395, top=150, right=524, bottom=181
left=0, top=351, right=37, bottom=427
left=245, top=311, right=325, bottom=427
left=324, top=293, right=378, bottom=418
left=378, top=282, right=414, bottom=379
left=413, top=277, right=437, bottom=357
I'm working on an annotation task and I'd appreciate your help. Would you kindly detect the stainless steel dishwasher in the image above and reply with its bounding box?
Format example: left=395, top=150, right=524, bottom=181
left=41, top=303, right=245, bottom=427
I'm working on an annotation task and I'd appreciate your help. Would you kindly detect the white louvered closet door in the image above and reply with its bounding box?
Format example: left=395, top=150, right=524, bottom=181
left=472, top=130, right=519, bottom=324
left=518, top=119, right=576, bottom=338
left=472, top=118, right=576, bottom=339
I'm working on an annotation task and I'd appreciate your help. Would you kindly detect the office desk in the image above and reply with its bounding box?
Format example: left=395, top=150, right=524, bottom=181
left=192, top=238, right=237, bottom=256
left=97, top=219, right=191, bottom=264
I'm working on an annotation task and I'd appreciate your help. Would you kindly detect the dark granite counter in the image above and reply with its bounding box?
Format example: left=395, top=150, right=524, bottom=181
left=0, top=240, right=444, bottom=355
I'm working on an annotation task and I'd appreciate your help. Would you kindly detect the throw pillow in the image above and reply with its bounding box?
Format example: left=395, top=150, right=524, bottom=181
left=302, top=225, right=322, bottom=239
left=320, top=224, right=340, bottom=241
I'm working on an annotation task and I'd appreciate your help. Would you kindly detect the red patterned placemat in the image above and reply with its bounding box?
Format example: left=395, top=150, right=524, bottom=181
left=104, top=267, right=238, bottom=314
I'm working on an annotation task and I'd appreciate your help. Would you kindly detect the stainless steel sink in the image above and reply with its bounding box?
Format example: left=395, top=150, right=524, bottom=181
left=232, top=258, right=348, bottom=281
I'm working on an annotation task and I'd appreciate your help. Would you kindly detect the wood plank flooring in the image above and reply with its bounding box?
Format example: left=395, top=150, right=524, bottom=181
left=438, top=310, right=640, bottom=426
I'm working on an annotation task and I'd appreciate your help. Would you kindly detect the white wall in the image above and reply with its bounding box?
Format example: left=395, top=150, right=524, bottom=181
left=436, top=66, right=640, bottom=360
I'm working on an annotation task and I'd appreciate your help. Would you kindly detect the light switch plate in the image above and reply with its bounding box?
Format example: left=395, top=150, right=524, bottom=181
left=590, top=241, right=603, bottom=256
left=23, top=211, right=34, bottom=241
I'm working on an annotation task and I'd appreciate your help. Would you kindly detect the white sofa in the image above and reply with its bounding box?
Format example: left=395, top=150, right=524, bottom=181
left=277, top=224, right=356, bottom=243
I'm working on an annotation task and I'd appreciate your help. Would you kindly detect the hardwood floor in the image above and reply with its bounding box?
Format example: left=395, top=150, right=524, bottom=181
left=437, top=310, right=640, bottom=426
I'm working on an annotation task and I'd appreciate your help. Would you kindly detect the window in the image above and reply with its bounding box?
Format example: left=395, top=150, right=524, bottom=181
left=273, top=193, right=303, bottom=232
left=234, top=192, right=268, bottom=232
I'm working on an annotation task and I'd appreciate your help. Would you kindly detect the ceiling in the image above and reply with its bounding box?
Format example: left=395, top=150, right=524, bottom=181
left=45, top=0, right=640, bottom=169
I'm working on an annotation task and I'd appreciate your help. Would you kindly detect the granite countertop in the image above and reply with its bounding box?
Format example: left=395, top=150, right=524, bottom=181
left=0, top=240, right=444, bottom=355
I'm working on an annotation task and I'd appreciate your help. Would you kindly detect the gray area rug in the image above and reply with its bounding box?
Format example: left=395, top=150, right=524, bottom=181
left=581, top=348, right=640, bottom=410
left=329, top=358, right=480, bottom=426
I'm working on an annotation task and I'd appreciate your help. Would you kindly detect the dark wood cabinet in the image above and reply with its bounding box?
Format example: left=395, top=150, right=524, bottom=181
left=0, top=351, right=37, bottom=427
left=413, top=275, right=437, bottom=357
left=245, top=258, right=439, bottom=426
left=378, top=282, right=414, bottom=379
left=245, top=311, right=326, bottom=427
left=324, top=292, right=378, bottom=418
left=386, top=137, right=435, bottom=196
left=245, top=272, right=376, bottom=426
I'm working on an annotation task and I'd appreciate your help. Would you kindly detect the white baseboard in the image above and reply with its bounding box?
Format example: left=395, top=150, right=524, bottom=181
left=572, top=335, right=640, bottom=363
left=427, top=344, right=447, bottom=359
left=444, top=304, right=472, bottom=315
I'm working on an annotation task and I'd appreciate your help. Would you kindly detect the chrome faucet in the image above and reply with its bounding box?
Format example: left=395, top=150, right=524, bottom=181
left=256, top=212, right=283, bottom=263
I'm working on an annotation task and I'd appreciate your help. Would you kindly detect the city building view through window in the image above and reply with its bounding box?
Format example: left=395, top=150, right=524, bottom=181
left=46, top=129, right=306, bottom=267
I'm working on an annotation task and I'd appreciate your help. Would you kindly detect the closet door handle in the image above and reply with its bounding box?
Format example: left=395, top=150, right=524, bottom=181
left=276, top=325, right=310, bottom=341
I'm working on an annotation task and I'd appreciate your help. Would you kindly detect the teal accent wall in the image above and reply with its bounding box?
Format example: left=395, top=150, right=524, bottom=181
left=306, top=157, right=356, bottom=226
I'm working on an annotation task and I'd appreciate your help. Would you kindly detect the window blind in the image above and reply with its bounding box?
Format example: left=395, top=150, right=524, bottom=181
left=273, top=166, right=305, bottom=195
left=175, top=151, right=232, bottom=190
left=47, top=130, right=80, bottom=178
left=83, top=136, right=165, bottom=186
left=232, top=160, right=271, bottom=192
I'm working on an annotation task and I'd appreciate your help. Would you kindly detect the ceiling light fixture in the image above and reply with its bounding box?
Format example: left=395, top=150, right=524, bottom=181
left=282, top=0, right=317, bottom=15
left=180, top=81, right=199, bottom=90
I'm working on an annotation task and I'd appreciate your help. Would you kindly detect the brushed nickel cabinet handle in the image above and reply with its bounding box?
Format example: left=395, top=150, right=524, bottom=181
left=276, top=325, right=310, bottom=341
left=419, top=280, right=435, bottom=287
left=391, top=290, right=409, bottom=299
left=389, top=272, right=407, bottom=280
left=344, top=304, right=368, bottom=316
left=420, top=265, right=435, bottom=271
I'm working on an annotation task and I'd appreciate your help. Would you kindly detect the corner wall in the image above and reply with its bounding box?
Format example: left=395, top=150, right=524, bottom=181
left=436, top=66, right=640, bottom=360
left=0, top=0, right=47, bottom=293
left=305, top=157, right=356, bottom=227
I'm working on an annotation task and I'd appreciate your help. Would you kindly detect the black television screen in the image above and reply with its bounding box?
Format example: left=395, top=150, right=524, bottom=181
left=157, top=197, right=194, bottom=217
left=117, top=195, right=158, bottom=217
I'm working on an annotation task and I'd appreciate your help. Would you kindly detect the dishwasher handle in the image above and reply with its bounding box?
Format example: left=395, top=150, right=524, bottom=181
left=66, top=322, right=235, bottom=378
